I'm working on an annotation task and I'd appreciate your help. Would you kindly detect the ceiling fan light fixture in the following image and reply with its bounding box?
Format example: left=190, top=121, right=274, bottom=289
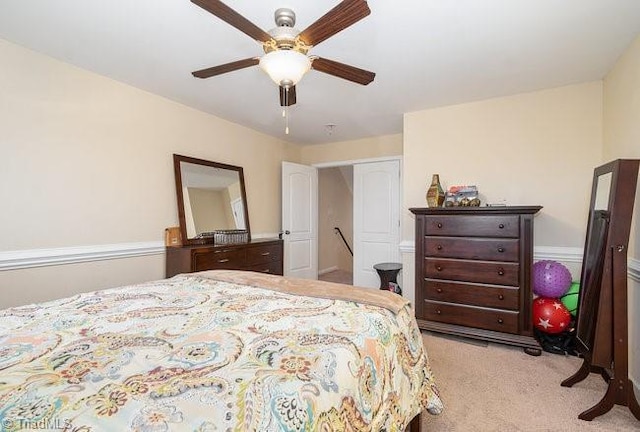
left=259, top=50, right=311, bottom=87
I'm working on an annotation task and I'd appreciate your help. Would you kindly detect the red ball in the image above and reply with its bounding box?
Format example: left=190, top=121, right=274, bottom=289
left=533, top=297, right=571, bottom=334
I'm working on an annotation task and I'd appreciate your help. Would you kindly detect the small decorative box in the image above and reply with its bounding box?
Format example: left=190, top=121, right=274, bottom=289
left=213, top=229, right=249, bottom=245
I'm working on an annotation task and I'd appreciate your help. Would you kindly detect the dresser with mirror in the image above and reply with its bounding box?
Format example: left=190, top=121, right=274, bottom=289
left=166, top=154, right=283, bottom=278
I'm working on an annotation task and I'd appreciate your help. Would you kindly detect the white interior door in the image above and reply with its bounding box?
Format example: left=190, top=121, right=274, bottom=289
left=353, top=160, right=401, bottom=288
left=282, top=162, right=318, bottom=279
left=230, top=198, right=246, bottom=229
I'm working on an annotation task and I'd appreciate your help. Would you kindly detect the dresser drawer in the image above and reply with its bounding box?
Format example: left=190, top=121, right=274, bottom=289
left=246, top=244, right=282, bottom=266
left=194, top=248, right=246, bottom=270
left=424, top=237, right=519, bottom=262
left=424, top=279, right=519, bottom=310
left=424, top=215, right=519, bottom=238
left=424, top=257, right=519, bottom=286
left=424, top=300, right=519, bottom=334
left=245, top=260, right=283, bottom=275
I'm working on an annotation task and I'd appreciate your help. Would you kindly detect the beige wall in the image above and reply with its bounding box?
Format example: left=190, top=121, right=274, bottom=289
left=602, top=35, right=640, bottom=385
left=188, top=188, right=231, bottom=232
left=402, top=82, right=603, bottom=306
left=603, top=35, right=640, bottom=257
left=318, top=167, right=353, bottom=273
left=0, top=39, right=298, bottom=307
left=299, top=133, right=402, bottom=165
left=0, top=256, right=165, bottom=307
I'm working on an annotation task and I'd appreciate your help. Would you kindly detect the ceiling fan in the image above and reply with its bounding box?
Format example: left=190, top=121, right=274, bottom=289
left=190, top=0, right=376, bottom=108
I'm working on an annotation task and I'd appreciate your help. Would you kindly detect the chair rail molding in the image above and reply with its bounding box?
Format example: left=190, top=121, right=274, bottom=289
left=399, top=241, right=640, bottom=282
left=0, top=233, right=282, bottom=271
left=630, top=257, right=640, bottom=283
left=0, top=242, right=165, bottom=271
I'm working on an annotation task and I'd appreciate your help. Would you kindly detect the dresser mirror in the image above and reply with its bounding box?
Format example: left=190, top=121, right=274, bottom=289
left=173, top=154, right=251, bottom=245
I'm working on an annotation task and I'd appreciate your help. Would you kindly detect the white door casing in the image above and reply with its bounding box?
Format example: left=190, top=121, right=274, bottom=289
left=282, top=162, right=318, bottom=279
left=353, top=160, right=401, bottom=288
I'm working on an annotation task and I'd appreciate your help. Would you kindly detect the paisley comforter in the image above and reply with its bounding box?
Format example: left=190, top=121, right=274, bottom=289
left=0, top=271, right=442, bottom=431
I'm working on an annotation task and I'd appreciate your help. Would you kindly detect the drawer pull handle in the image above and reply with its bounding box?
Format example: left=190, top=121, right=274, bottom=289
left=263, top=269, right=270, bottom=273
left=497, top=246, right=505, bottom=253
left=497, top=318, right=504, bottom=324
left=436, top=288, right=443, bottom=293
left=261, top=252, right=271, bottom=256
left=218, top=259, right=230, bottom=263
left=436, top=266, right=443, bottom=272
left=497, top=268, right=505, bottom=276
left=436, top=244, right=443, bottom=250
left=436, top=309, right=442, bottom=315
left=498, top=294, right=505, bottom=300
left=437, top=222, right=443, bottom=228
left=498, top=223, right=505, bottom=229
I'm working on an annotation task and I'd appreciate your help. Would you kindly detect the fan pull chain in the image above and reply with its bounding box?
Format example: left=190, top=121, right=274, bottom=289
left=285, top=106, right=290, bottom=134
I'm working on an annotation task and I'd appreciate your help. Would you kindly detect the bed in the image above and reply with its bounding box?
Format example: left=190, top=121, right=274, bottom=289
left=0, top=270, right=443, bottom=431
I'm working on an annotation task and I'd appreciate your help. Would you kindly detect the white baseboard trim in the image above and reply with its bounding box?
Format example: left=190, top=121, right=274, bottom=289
left=318, top=266, right=339, bottom=276
left=0, top=241, right=165, bottom=271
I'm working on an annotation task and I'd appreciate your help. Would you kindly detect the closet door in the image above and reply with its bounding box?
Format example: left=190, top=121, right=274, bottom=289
left=353, top=160, right=401, bottom=288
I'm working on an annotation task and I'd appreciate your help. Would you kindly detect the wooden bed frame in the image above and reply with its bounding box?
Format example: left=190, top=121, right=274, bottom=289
left=409, top=412, right=422, bottom=431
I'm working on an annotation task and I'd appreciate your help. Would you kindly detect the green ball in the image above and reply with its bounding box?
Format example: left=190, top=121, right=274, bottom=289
left=560, top=281, right=580, bottom=316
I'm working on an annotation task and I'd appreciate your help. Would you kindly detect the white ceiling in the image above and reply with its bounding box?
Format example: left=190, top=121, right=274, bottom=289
left=1, top=1, right=639, bottom=145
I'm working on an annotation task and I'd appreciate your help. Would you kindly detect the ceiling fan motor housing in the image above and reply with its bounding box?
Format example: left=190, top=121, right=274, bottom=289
left=264, top=8, right=308, bottom=54
left=274, top=8, right=295, bottom=27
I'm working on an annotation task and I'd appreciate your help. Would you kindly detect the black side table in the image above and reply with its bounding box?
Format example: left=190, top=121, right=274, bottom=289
left=373, top=262, right=402, bottom=295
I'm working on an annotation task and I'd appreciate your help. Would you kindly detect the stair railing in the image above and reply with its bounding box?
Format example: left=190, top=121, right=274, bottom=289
left=334, top=227, right=353, bottom=256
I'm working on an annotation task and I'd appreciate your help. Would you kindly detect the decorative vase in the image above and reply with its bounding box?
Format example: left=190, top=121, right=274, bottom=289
left=426, top=174, right=445, bottom=207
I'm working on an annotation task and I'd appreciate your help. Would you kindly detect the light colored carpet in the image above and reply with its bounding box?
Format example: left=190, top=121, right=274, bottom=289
left=318, top=269, right=353, bottom=285
left=421, top=332, right=639, bottom=431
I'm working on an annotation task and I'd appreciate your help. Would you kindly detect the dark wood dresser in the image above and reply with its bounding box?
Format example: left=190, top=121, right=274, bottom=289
left=410, top=206, right=542, bottom=354
left=165, top=238, right=283, bottom=278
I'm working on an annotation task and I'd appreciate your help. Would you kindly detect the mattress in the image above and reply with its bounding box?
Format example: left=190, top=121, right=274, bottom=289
left=0, top=270, right=442, bottom=431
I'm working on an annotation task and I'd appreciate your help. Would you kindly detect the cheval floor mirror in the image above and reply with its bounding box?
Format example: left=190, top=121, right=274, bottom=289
left=561, top=159, right=640, bottom=422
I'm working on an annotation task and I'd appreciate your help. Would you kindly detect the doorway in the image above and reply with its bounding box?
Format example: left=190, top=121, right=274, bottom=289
left=315, top=158, right=401, bottom=288
left=317, top=166, right=354, bottom=285
left=282, top=157, right=401, bottom=288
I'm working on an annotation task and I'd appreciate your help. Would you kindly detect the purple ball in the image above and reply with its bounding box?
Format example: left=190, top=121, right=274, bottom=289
left=533, top=260, right=572, bottom=297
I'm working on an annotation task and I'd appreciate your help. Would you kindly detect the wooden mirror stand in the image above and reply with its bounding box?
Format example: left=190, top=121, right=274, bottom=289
left=561, top=159, right=640, bottom=422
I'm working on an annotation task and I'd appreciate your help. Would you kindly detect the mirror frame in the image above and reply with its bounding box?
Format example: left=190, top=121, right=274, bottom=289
left=574, top=159, right=637, bottom=356
left=173, top=154, right=251, bottom=246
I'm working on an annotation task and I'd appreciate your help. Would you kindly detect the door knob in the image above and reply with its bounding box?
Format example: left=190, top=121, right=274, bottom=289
left=284, top=230, right=291, bottom=235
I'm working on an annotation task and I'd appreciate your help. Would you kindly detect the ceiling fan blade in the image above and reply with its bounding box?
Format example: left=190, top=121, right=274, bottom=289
left=192, top=57, right=259, bottom=78
left=311, top=57, right=375, bottom=85
left=191, top=0, right=273, bottom=43
left=298, top=0, right=370, bottom=47
left=279, top=86, right=297, bottom=106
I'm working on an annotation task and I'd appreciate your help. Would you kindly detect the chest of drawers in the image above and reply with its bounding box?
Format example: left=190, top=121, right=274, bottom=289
left=410, top=206, right=542, bottom=355
left=165, top=238, right=283, bottom=278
